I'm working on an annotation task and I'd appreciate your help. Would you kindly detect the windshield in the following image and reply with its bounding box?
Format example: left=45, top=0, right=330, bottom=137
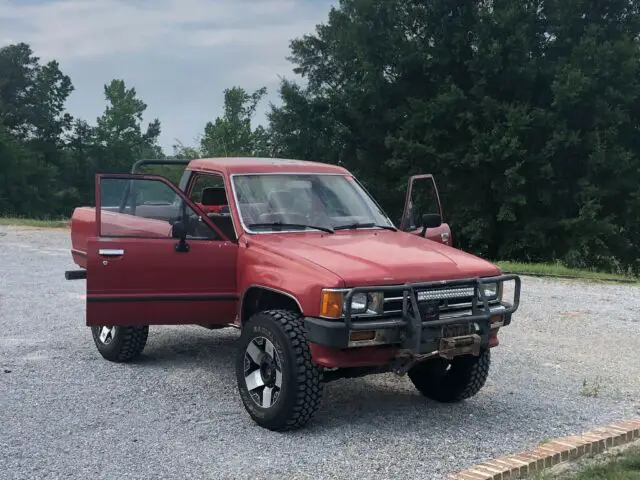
left=231, top=174, right=394, bottom=233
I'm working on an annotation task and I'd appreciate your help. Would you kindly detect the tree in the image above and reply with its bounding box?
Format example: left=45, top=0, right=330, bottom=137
left=0, top=42, right=74, bottom=216
left=200, top=86, right=269, bottom=157
left=93, top=79, right=162, bottom=170
left=268, top=0, right=640, bottom=274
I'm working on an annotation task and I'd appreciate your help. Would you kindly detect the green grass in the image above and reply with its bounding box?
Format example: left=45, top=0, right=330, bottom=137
left=529, top=444, right=640, bottom=480
left=0, top=217, right=638, bottom=284
left=0, top=217, right=69, bottom=228
left=567, top=445, right=640, bottom=479
left=496, top=261, right=639, bottom=284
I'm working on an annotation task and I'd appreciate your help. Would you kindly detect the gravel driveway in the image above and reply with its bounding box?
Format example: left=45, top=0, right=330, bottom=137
left=1, top=226, right=639, bottom=480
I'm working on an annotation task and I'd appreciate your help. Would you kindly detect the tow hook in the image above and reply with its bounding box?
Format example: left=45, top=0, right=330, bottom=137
left=390, top=334, right=483, bottom=375
left=390, top=350, right=439, bottom=376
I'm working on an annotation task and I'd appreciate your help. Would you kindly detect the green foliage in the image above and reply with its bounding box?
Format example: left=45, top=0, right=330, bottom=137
left=266, top=0, right=640, bottom=275
left=200, top=86, right=270, bottom=157
left=496, top=261, right=639, bottom=284
left=2, top=0, right=640, bottom=276
left=569, top=444, right=640, bottom=479
left=0, top=44, right=163, bottom=216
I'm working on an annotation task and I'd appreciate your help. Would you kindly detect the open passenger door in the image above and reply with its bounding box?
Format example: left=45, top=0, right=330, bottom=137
left=399, top=174, right=452, bottom=246
left=86, top=173, right=238, bottom=327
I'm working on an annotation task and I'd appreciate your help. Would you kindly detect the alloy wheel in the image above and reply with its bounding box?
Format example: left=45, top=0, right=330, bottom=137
left=97, top=326, right=116, bottom=344
left=243, top=336, right=283, bottom=408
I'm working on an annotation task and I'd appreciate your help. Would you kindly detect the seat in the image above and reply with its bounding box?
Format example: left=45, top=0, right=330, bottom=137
left=201, top=187, right=228, bottom=211
left=191, top=186, right=235, bottom=241
left=267, top=190, right=296, bottom=212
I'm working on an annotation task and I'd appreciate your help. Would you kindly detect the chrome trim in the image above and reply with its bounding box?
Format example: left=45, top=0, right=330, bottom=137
left=439, top=304, right=506, bottom=320
left=98, top=248, right=124, bottom=256
left=383, top=296, right=403, bottom=302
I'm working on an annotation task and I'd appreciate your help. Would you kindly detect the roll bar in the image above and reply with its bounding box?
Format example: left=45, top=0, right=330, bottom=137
left=118, top=159, right=192, bottom=213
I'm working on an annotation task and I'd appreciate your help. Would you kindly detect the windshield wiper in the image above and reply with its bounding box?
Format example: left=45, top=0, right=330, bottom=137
left=334, top=222, right=397, bottom=231
left=247, top=222, right=335, bottom=234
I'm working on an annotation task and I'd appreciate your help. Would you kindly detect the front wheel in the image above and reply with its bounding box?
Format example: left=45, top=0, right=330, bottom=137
left=90, top=325, right=149, bottom=362
left=407, top=349, right=491, bottom=402
left=236, top=310, right=325, bottom=431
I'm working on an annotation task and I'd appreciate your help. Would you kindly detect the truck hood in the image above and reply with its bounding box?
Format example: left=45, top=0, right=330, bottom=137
left=251, top=230, right=501, bottom=287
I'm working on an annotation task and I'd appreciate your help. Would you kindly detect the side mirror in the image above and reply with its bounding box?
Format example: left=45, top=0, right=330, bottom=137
left=171, top=219, right=190, bottom=252
left=420, top=213, right=442, bottom=237
left=171, top=220, right=187, bottom=239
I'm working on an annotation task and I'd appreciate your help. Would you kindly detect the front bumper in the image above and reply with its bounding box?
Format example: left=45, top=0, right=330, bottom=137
left=304, top=274, right=521, bottom=357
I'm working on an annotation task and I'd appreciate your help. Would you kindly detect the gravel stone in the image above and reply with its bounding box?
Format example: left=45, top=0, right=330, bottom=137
left=1, top=226, right=639, bottom=479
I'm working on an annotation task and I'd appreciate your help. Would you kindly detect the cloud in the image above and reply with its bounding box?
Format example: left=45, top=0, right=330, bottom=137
left=0, top=0, right=336, bottom=151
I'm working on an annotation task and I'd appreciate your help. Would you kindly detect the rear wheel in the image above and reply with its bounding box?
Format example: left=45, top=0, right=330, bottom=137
left=90, top=325, right=149, bottom=362
left=236, top=309, right=324, bottom=431
left=407, top=349, right=491, bottom=402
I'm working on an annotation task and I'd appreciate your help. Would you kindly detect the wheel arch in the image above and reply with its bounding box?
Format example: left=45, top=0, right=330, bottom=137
left=240, top=285, right=303, bottom=326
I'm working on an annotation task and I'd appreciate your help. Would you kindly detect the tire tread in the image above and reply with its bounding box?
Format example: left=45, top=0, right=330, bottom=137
left=115, top=326, right=149, bottom=362
left=263, top=309, right=324, bottom=430
left=92, top=325, right=148, bottom=363
left=239, top=309, right=324, bottom=431
left=408, top=349, right=491, bottom=402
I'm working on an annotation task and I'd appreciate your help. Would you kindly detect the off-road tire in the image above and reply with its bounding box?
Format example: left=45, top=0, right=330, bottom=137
left=236, top=309, right=324, bottom=431
left=90, top=326, right=149, bottom=362
left=407, top=349, right=491, bottom=402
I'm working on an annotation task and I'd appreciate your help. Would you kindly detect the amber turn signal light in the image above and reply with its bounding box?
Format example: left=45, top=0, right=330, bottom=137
left=320, top=290, right=343, bottom=318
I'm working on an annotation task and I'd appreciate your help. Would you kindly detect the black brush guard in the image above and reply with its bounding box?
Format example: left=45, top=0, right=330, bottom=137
left=304, top=274, right=521, bottom=358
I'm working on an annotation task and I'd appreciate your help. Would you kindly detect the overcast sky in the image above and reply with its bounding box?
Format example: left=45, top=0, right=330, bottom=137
left=0, top=0, right=337, bottom=152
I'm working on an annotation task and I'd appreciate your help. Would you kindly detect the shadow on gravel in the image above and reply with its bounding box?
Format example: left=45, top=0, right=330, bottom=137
left=116, top=327, right=530, bottom=434
left=129, top=328, right=240, bottom=368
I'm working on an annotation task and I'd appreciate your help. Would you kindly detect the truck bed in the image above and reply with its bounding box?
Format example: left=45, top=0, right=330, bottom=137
left=70, top=207, right=173, bottom=268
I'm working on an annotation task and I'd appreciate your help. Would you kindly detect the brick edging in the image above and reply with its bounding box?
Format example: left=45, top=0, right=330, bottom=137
left=447, top=418, right=640, bottom=479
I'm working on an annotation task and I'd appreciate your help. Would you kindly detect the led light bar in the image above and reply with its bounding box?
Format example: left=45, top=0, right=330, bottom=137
left=416, top=287, right=475, bottom=301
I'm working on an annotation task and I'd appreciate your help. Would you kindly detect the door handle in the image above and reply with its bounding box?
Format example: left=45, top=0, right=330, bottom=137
left=98, top=248, right=125, bottom=257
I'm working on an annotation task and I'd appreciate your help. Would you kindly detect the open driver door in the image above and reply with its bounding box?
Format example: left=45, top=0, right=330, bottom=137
left=399, top=174, right=452, bottom=246
left=86, top=173, right=238, bottom=327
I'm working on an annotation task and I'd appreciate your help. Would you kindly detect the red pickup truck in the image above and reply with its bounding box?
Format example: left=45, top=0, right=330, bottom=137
left=65, top=157, right=521, bottom=431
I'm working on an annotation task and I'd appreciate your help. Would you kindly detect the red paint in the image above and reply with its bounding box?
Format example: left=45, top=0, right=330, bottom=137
left=309, top=344, right=397, bottom=368
left=69, top=157, right=507, bottom=367
left=489, top=329, right=500, bottom=347
left=188, top=157, right=349, bottom=176
left=243, top=230, right=499, bottom=300
left=86, top=236, right=237, bottom=326
left=194, top=202, right=226, bottom=214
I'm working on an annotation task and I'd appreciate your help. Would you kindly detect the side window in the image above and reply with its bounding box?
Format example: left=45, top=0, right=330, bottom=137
left=405, top=177, right=441, bottom=230
left=190, top=174, right=226, bottom=204
left=187, top=173, right=237, bottom=242
left=99, top=177, right=219, bottom=240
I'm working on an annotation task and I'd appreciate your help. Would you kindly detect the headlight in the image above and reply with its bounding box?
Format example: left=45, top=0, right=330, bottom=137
left=348, top=292, right=384, bottom=315
left=480, top=281, right=502, bottom=301
left=320, top=290, right=384, bottom=318
left=350, top=292, right=368, bottom=313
